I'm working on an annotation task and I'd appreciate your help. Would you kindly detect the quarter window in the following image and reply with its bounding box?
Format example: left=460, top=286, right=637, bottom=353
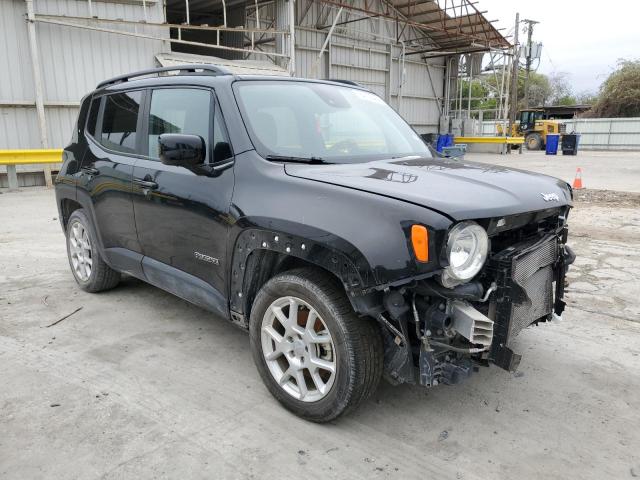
left=100, top=91, right=142, bottom=154
left=86, top=97, right=101, bottom=138
left=213, top=106, right=233, bottom=163
left=148, top=88, right=211, bottom=160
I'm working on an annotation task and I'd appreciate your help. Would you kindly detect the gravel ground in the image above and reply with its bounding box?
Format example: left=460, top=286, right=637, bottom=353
left=1, top=184, right=639, bottom=480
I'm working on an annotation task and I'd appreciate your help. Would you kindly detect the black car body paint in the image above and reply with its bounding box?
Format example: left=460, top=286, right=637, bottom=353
left=54, top=69, right=574, bottom=391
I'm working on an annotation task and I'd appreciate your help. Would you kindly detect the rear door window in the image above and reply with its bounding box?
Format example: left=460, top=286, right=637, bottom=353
left=99, top=91, right=142, bottom=154
left=147, top=88, right=211, bottom=160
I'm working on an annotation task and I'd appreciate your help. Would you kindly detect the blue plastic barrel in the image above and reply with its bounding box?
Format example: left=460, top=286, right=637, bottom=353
left=436, top=134, right=454, bottom=153
left=545, top=134, right=560, bottom=155
left=446, top=134, right=454, bottom=148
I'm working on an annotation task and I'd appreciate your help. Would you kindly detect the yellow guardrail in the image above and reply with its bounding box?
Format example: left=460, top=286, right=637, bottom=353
left=0, top=149, right=63, bottom=165
left=0, top=149, right=62, bottom=189
left=454, top=136, right=525, bottom=144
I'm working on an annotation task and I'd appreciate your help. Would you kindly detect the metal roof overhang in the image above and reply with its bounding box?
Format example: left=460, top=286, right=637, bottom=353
left=317, top=0, right=510, bottom=55
left=166, top=0, right=510, bottom=55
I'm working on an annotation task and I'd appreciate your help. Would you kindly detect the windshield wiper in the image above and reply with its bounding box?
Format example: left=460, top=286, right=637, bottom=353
left=265, top=154, right=328, bottom=164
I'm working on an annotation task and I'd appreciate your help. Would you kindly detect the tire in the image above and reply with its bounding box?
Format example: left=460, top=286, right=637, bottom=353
left=65, top=209, right=120, bottom=292
left=249, top=268, right=383, bottom=422
left=525, top=132, right=543, bottom=150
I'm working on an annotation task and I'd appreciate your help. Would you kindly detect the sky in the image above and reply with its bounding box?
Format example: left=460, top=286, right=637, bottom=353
left=477, top=0, right=640, bottom=94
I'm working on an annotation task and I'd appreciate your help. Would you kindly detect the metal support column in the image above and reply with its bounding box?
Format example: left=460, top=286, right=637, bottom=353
left=288, top=0, right=296, bottom=75
left=25, top=0, right=52, bottom=187
left=7, top=165, right=19, bottom=190
left=508, top=12, right=520, bottom=128
left=384, top=43, right=392, bottom=104
left=314, top=6, right=342, bottom=78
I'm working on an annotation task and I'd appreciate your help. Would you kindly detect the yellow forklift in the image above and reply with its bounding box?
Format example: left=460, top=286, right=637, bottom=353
left=511, top=109, right=566, bottom=150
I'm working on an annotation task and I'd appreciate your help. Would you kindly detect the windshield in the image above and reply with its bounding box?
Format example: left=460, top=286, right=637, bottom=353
left=234, top=80, right=431, bottom=163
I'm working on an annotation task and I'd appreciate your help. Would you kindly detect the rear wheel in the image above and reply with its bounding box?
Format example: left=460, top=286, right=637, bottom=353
left=66, top=209, right=120, bottom=292
left=249, top=268, right=383, bottom=422
left=525, top=132, right=543, bottom=150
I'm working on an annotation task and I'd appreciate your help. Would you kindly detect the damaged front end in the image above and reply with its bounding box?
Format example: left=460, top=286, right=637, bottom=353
left=377, top=209, right=575, bottom=388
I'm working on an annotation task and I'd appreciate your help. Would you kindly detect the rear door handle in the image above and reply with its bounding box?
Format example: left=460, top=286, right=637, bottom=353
left=133, top=178, right=158, bottom=190
left=81, top=166, right=100, bottom=176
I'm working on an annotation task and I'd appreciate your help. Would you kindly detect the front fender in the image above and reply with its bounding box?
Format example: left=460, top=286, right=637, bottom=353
left=227, top=152, right=454, bottom=322
left=229, top=223, right=375, bottom=316
left=228, top=218, right=452, bottom=324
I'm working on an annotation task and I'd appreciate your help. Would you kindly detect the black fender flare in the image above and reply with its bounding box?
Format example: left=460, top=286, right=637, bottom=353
left=72, top=189, right=110, bottom=258
left=228, top=226, right=382, bottom=325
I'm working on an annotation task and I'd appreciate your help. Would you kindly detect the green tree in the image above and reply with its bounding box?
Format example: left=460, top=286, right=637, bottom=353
left=556, top=95, right=577, bottom=106
left=589, top=59, right=640, bottom=117
left=576, top=90, right=598, bottom=105
left=478, top=97, right=498, bottom=119
left=520, top=71, right=552, bottom=107
left=455, top=79, right=489, bottom=110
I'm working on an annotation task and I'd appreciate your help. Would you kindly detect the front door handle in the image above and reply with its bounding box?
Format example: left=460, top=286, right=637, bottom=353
left=133, top=178, right=158, bottom=190
left=81, top=166, right=100, bottom=176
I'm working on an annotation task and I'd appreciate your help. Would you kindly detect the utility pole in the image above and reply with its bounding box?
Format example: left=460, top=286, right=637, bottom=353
left=508, top=12, right=520, bottom=129
left=522, top=19, right=539, bottom=108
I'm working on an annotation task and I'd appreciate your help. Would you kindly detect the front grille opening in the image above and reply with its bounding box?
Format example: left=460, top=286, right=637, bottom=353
left=490, top=214, right=560, bottom=254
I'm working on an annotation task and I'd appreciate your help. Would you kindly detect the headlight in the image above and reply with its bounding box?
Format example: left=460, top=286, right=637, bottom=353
left=440, top=221, right=489, bottom=287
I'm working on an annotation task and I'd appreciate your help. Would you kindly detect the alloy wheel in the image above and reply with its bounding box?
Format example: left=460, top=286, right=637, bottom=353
left=261, top=296, right=336, bottom=402
left=69, top=221, right=93, bottom=281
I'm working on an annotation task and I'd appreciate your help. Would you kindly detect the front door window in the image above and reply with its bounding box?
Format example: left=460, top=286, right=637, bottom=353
left=147, top=88, right=211, bottom=160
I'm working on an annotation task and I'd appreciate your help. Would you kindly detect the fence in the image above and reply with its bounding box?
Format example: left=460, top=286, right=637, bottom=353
left=562, top=118, right=640, bottom=150
left=480, top=117, right=640, bottom=150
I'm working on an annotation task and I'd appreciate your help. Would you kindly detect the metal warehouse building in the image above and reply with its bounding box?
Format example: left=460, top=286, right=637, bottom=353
left=0, top=0, right=509, bottom=187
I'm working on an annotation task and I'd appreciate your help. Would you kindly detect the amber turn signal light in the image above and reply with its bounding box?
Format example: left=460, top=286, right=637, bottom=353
left=411, top=225, right=429, bottom=262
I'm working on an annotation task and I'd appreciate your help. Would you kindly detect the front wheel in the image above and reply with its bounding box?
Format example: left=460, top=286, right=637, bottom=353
left=249, top=268, right=383, bottom=422
left=525, top=132, right=543, bottom=150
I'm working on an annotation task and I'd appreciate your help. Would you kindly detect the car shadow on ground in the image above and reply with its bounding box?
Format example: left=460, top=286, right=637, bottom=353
left=111, top=274, right=524, bottom=426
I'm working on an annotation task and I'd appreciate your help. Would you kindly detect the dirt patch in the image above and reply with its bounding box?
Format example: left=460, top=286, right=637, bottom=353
left=573, top=188, right=640, bottom=208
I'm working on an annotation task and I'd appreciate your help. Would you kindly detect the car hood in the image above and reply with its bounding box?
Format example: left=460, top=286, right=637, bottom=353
left=284, top=156, right=572, bottom=220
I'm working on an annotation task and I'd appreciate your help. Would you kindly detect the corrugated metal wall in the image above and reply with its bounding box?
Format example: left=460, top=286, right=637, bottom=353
left=1, top=0, right=444, bottom=157
left=563, top=118, right=640, bottom=150
left=0, top=0, right=167, bottom=151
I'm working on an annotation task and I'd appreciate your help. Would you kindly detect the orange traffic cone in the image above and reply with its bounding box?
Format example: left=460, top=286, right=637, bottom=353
left=572, top=167, right=584, bottom=189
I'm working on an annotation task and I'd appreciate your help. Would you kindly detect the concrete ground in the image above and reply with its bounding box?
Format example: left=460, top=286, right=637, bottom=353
left=467, top=149, right=640, bottom=193
left=1, top=154, right=640, bottom=479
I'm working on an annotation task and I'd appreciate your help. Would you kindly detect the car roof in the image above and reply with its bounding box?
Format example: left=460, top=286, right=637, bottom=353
left=94, top=65, right=367, bottom=95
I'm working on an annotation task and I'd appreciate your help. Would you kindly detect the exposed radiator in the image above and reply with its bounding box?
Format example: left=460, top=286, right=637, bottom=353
left=509, top=237, right=557, bottom=338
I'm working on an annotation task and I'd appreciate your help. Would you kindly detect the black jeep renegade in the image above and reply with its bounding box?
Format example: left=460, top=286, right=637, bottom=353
left=55, top=65, right=575, bottom=422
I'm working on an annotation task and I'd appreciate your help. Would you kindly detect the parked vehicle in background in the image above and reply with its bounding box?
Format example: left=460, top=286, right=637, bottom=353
left=54, top=65, right=575, bottom=422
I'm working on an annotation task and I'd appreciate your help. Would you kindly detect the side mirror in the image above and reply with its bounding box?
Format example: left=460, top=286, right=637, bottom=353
left=158, top=133, right=205, bottom=167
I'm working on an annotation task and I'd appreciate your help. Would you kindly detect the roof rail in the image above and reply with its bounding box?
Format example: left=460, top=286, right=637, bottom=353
left=97, top=64, right=231, bottom=89
left=326, top=79, right=362, bottom=87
